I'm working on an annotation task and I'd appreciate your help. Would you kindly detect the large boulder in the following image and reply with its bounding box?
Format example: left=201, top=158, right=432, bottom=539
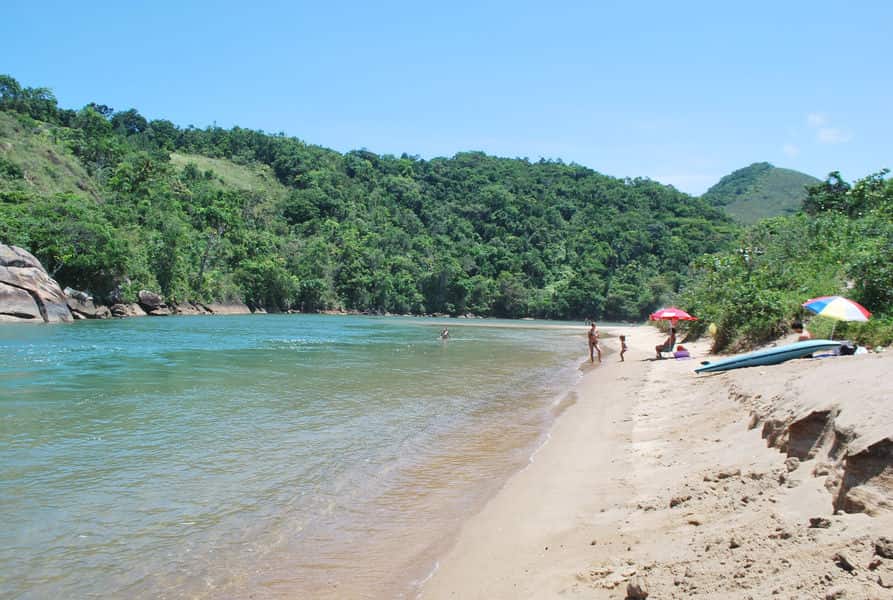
left=65, top=287, right=111, bottom=320
left=0, top=244, right=42, bottom=269
left=0, top=244, right=73, bottom=323
left=137, top=290, right=172, bottom=316
left=110, top=303, right=147, bottom=318
left=0, top=282, right=42, bottom=320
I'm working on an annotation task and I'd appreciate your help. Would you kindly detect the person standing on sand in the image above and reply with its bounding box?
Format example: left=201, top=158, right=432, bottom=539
left=619, top=335, right=628, bottom=362
left=588, top=322, right=602, bottom=363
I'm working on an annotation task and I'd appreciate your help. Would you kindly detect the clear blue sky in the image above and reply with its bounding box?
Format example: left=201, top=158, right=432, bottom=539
left=3, top=0, right=891, bottom=194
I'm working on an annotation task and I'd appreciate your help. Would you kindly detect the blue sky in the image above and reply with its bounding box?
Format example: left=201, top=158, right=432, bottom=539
left=3, top=0, right=891, bottom=194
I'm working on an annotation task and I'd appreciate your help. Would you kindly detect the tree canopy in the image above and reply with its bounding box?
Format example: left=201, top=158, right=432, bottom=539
left=680, top=169, right=893, bottom=350
left=1, top=74, right=739, bottom=320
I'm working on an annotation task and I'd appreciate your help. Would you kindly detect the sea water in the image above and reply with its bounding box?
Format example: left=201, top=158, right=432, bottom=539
left=0, top=315, right=588, bottom=599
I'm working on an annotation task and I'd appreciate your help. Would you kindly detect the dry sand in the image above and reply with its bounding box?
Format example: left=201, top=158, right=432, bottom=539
left=420, top=326, right=893, bottom=599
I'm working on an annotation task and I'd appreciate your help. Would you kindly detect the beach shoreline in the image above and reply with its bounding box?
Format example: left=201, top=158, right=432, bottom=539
left=419, top=327, right=893, bottom=599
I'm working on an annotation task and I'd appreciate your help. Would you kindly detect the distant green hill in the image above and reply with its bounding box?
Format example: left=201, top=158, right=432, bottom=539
left=702, top=162, right=821, bottom=224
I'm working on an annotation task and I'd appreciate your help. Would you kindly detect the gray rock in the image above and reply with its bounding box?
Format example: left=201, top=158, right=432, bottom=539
left=137, top=290, right=164, bottom=309
left=65, top=287, right=110, bottom=319
left=171, top=302, right=211, bottom=316
left=203, top=302, right=251, bottom=315
left=0, top=244, right=42, bottom=269
left=136, top=290, right=172, bottom=316
left=64, top=286, right=91, bottom=302
left=0, top=281, right=42, bottom=319
left=110, top=303, right=147, bottom=318
left=0, top=244, right=73, bottom=323
left=876, top=537, right=893, bottom=559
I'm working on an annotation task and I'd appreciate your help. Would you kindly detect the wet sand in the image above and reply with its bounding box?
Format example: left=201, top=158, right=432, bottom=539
left=420, top=327, right=893, bottom=599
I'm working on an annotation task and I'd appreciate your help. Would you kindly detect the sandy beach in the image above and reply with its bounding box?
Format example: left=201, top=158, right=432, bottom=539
left=421, top=326, right=893, bottom=599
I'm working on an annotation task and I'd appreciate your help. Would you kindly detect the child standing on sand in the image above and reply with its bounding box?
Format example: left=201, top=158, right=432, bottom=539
left=619, top=335, right=628, bottom=362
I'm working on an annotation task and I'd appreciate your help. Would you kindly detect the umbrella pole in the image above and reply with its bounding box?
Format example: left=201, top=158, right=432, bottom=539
left=830, top=321, right=837, bottom=340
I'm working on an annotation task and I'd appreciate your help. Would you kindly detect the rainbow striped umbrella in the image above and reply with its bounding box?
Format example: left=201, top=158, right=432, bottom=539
left=802, top=296, right=871, bottom=322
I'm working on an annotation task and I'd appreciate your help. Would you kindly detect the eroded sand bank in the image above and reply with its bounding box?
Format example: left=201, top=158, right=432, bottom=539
left=421, top=327, right=893, bottom=599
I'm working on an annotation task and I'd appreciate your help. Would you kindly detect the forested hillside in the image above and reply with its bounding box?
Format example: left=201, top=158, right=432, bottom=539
left=1, top=75, right=740, bottom=320
left=702, top=162, right=820, bottom=224
left=681, top=169, right=893, bottom=349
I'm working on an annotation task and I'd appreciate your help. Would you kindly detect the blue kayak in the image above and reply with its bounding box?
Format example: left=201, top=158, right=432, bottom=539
left=694, top=339, right=841, bottom=374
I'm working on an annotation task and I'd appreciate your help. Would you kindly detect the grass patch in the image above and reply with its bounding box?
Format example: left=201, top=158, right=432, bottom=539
left=0, top=111, right=98, bottom=199
left=169, top=152, right=288, bottom=202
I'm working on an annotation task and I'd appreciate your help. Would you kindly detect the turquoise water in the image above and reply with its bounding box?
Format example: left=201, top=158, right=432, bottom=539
left=0, top=315, right=587, bottom=599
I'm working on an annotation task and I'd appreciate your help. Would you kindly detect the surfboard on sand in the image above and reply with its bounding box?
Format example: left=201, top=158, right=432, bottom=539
left=695, top=339, right=841, bottom=374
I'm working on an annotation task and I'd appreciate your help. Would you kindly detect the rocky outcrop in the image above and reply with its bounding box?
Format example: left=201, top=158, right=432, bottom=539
left=0, top=282, right=43, bottom=320
left=0, top=244, right=73, bottom=323
left=0, top=244, right=272, bottom=323
left=64, top=287, right=111, bottom=320
left=110, top=303, right=147, bottom=318
left=137, top=290, right=172, bottom=316
left=202, top=301, right=252, bottom=315
left=172, top=302, right=212, bottom=316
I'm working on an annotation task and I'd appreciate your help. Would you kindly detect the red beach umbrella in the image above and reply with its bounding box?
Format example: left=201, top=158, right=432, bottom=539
left=649, top=306, right=698, bottom=325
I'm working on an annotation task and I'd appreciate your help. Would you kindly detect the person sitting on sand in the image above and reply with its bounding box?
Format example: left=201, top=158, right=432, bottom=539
left=655, top=327, right=676, bottom=359
left=792, top=321, right=811, bottom=341
left=588, top=323, right=602, bottom=363
left=619, top=335, right=628, bottom=362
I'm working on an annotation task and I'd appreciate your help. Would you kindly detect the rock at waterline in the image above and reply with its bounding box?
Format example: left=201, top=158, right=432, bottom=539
left=0, top=282, right=43, bottom=320
left=172, top=302, right=212, bottom=316
left=137, top=289, right=172, bottom=316
left=0, top=244, right=73, bottom=323
left=65, top=287, right=111, bottom=319
left=203, top=302, right=252, bottom=315
left=110, top=303, right=147, bottom=318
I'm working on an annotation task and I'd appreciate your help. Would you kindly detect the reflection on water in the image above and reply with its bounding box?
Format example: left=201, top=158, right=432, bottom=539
left=0, top=315, right=585, bottom=599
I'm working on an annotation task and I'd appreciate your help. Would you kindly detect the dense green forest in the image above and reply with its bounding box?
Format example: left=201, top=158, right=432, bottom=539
left=680, top=169, right=893, bottom=349
left=0, top=74, right=738, bottom=320
left=701, top=162, right=821, bottom=224
left=2, top=74, right=890, bottom=346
